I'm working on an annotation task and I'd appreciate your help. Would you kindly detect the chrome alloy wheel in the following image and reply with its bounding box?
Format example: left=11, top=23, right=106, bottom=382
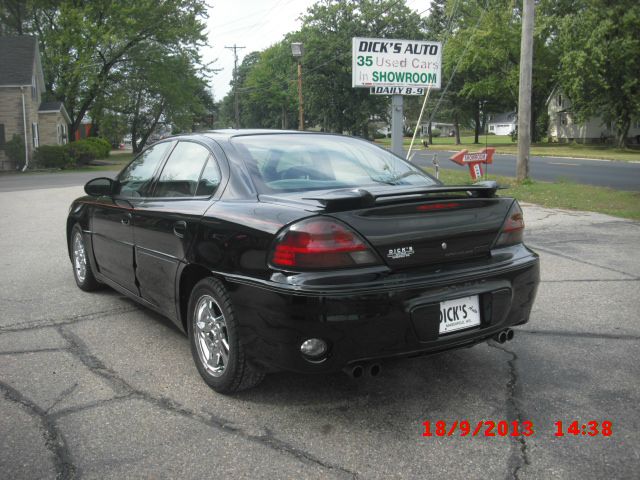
left=73, top=232, right=87, bottom=283
left=194, top=295, right=230, bottom=377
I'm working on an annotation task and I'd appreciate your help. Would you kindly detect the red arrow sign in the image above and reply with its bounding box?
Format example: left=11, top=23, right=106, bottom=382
left=449, top=148, right=496, bottom=181
left=449, top=147, right=496, bottom=166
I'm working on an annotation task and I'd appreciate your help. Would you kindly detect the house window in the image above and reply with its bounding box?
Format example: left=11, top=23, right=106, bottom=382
left=489, top=125, right=495, bottom=131
left=560, top=113, right=568, bottom=126
left=31, top=75, right=37, bottom=100
left=0, top=124, right=5, bottom=148
left=557, top=94, right=562, bottom=107
left=31, top=122, right=39, bottom=148
left=62, top=124, right=67, bottom=144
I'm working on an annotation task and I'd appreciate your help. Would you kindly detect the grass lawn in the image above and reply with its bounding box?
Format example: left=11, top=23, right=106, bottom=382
left=65, top=152, right=134, bottom=173
left=376, top=136, right=640, bottom=162
left=430, top=167, right=640, bottom=221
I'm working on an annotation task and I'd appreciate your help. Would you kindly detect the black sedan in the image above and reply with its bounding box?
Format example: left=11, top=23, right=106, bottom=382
left=67, top=130, right=539, bottom=393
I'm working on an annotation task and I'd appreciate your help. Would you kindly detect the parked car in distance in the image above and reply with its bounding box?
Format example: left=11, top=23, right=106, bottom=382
left=67, top=130, right=539, bottom=393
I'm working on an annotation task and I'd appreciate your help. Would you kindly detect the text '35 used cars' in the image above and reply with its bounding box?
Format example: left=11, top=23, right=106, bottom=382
left=67, top=131, right=539, bottom=393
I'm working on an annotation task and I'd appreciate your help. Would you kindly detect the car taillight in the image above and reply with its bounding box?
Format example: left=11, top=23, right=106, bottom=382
left=495, top=201, right=525, bottom=247
left=270, top=217, right=380, bottom=269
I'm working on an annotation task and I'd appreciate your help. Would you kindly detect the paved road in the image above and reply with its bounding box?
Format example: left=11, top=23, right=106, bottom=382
left=0, top=171, right=116, bottom=193
left=1, top=184, right=639, bottom=479
left=410, top=150, right=640, bottom=191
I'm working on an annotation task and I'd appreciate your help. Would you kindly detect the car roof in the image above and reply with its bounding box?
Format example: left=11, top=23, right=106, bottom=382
left=201, top=129, right=318, bottom=141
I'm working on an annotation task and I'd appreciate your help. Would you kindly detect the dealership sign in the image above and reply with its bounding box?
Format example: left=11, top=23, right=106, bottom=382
left=352, top=37, right=442, bottom=89
left=370, top=86, right=425, bottom=95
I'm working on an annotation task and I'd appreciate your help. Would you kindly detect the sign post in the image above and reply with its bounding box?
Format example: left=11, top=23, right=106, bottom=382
left=449, top=148, right=496, bottom=181
left=351, top=37, right=442, bottom=157
left=391, top=95, right=404, bottom=156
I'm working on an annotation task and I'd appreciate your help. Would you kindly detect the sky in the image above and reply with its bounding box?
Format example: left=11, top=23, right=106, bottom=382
left=201, top=0, right=430, bottom=101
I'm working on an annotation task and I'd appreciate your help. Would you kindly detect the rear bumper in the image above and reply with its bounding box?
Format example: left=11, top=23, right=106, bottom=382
left=226, top=245, right=539, bottom=373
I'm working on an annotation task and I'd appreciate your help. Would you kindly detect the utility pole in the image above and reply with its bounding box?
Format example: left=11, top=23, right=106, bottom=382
left=225, top=44, right=245, bottom=129
left=296, top=61, right=304, bottom=130
left=516, top=0, right=534, bottom=181
left=290, top=42, right=304, bottom=130
left=391, top=95, right=404, bottom=157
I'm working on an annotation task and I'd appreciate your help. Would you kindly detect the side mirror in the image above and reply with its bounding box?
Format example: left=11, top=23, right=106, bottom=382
left=84, top=177, right=115, bottom=197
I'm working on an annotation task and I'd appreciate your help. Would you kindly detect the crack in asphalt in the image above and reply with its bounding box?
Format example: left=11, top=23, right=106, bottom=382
left=518, top=329, right=640, bottom=341
left=528, top=245, right=639, bottom=280
left=488, top=342, right=529, bottom=480
left=53, top=325, right=358, bottom=479
left=57, top=327, right=133, bottom=396
left=256, top=427, right=359, bottom=479
left=46, top=383, right=79, bottom=415
left=0, top=306, right=140, bottom=333
left=0, top=347, right=69, bottom=356
left=0, top=381, right=77, bottom=480
left=51, top=394, right=135, bottom=420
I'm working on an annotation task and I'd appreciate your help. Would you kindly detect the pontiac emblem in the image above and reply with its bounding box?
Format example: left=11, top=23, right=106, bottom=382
left=441, top=242, right=448, bottom=250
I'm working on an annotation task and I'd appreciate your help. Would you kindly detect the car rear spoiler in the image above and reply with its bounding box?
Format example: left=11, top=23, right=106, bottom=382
left=303, top=181, right=503, bottom=212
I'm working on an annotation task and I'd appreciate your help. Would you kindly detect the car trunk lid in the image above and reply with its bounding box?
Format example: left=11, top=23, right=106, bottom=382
left=259, top=183, right=512, bottom=270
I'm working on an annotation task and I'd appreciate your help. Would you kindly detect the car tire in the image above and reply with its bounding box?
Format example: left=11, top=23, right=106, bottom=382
left=187, top=277, right=265, bottom=393
left=70, top=224, right=101, bottom=291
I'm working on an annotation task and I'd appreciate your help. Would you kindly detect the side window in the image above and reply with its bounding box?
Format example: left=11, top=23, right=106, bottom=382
left=153, top=141, right=211, bottom=198
left=196, top=157, right=222, bottom=196
left=118, top=142, right=171, bottom=197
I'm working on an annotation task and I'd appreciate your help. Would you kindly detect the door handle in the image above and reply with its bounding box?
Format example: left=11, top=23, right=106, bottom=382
left=173, top=221, right=187, bottom=238
left=121, top=213, right=132, bottom=225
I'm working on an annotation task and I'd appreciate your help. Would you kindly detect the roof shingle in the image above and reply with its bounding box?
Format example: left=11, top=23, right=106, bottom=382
left=0, top=36, right=37, bottom=86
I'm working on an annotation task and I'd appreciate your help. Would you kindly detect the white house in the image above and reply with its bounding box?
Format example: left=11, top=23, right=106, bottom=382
left=420, top=122, right=455, bottom=136
left=547, top=88, right=640, bottom=144
left=487, top=112, right=517, bottom=136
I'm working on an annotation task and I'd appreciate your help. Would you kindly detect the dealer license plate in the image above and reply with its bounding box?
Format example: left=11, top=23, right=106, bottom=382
left=439, top=295, right=481, bottom=334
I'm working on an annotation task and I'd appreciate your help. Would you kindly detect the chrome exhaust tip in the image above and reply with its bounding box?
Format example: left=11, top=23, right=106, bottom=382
left=495, top=331, right=508, bottom=344
left=344, top=364, right=364, bottom=379
left=506, top=328, right=514, bottom=341
left=368, top=363, right=381, bottom=377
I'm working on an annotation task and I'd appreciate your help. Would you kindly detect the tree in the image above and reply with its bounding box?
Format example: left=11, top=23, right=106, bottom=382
left=423, top=0, right=447, bottom=143
left=242, top=42, right=298, bottom=129
left=299, top=0, right=426, bottom=136
left=556, top=0, right=640, bottom=147
left=3, top=0, right=208, bottom=140
left=95, top=46, right=211, bottom=152
left=217, top=51, right=264, bottom=128
left=0, top=0, right=30, bottom=35
left=442, top=0, right=520, bottom=143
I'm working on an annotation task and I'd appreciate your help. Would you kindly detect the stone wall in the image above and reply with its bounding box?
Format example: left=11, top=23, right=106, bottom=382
left=0, top=86, right=38, bottom=170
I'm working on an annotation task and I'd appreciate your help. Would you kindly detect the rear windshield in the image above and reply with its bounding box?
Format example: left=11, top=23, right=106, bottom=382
left=231, top=134, right=437, bottom=194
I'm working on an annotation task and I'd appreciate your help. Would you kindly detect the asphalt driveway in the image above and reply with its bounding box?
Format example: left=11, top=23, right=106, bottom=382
left=1, top=185, right=638, bottom=479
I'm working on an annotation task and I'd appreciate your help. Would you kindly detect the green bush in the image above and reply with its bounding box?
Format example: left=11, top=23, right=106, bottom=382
left=34, top=145, right=71, bottom=169
left=511, top=127, right=518, bottom=142
left=66, top=139, right=101, bottom=165
left=4, top=134, right=25, bottom=169
left=431, top=128, right=441, bottom=138
left=83, top=137, right=111, bottom=158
